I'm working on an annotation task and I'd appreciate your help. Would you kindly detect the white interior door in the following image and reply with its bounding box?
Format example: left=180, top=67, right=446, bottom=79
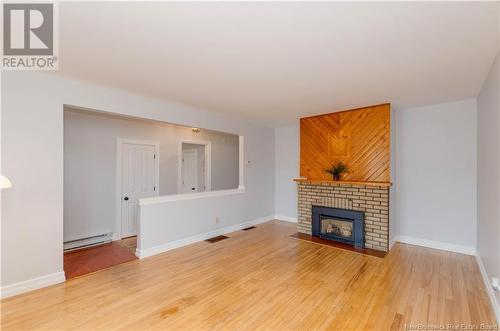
left=182, top=149, right=198, bottom=193
left=121, top=143, right=157, bottom=238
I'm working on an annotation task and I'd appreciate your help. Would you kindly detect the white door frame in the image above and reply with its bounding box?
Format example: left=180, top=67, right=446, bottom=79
left=115, top=138, right=160, bottom=241
left=177, top=139, right=211, bottom=193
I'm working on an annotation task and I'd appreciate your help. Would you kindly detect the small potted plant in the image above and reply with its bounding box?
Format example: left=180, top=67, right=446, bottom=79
left=325, top=162, right=349, bottom=181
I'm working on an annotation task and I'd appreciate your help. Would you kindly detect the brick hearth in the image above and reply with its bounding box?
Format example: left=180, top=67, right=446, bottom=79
left=297, top=181, right=390, bottom=252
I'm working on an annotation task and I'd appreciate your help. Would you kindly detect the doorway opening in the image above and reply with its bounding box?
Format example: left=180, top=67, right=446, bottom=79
left=178, top=140, right=211, bottom=194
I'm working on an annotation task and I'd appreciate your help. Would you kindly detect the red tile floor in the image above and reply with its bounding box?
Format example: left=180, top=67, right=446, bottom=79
left=63, top=237, right=138, bottom=279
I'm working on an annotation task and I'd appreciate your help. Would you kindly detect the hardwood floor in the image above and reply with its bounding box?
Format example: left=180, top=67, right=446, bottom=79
left=2, top=221, right=496, bottom=330
left=63, top=237, right=138, bottom=279
left=117, top=236, right=138, bottom=254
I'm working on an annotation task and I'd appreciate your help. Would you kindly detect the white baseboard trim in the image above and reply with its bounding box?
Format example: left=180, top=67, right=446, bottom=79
left=395, top=235, right=476, bottom=256
left=0, top=271, right=66, bottom=299
left=476, top=254, right=500, bottom=324
left=136, top=215, right=274, bottom=259
left=274, top=215, right=298, bottom=223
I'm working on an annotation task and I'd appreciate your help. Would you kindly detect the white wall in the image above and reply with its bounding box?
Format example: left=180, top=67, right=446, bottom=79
left=477, top=51, right=500, bottom=308
left=274, top=126, right=299, bottom=221
left=64, top=109, right=239, bottom=242
left=395, top=99, right=477, bottom=252
left=138, top=189, right=273, bottom=257
left=1, top=71, right=275, bottom=292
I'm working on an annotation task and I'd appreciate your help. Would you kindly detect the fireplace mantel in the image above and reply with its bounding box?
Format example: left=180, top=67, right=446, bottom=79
left=293, top=178, right=392, bottom=188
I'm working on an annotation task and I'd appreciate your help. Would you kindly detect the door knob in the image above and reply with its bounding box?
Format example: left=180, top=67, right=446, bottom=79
left=191, top=188, right=195, bottom=191
left=124, top=197, right=129, bottom=201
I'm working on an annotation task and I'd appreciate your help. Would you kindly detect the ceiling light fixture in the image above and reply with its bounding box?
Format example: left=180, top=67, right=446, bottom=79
left=191, top=128, right=201, bottom=133
left=0, top=175, right=12, bottom=189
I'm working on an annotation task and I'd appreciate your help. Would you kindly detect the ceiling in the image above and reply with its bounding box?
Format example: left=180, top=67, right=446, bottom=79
left=57, top=1, right=499, bottom=127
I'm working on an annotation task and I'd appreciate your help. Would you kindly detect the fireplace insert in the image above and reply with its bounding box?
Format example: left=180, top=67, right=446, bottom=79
left=312, top=206, right=364, bottom=248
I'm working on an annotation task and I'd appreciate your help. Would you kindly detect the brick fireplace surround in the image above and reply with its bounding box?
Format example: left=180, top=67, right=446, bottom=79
left=297, top=180, right=390, bottom=252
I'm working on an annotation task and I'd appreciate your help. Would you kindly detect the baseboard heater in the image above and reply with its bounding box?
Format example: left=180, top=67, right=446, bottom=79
left=63, top=233, right=113, bottom=252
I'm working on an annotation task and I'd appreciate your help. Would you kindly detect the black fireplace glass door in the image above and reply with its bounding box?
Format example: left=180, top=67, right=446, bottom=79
left=312, top=206, right=364, bottom=248
left=320, top=217, right=354, bottom=240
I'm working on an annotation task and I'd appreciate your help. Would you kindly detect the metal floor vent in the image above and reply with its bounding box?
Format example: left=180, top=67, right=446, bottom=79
left=242, top=226, right=256, bottom=231
left=205, top=235, right=229, bottom=243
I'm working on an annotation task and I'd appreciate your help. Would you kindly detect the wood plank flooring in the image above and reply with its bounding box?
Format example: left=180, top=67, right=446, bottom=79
left=1, top=220, right=496, bottom=330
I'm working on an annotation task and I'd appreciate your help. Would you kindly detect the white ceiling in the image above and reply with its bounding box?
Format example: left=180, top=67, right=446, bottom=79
left=57, top=1, right=499, bottom=127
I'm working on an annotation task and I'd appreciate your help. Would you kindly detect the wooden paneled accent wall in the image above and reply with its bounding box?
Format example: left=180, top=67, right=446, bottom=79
left=300, top=104, right=390, bottom=182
